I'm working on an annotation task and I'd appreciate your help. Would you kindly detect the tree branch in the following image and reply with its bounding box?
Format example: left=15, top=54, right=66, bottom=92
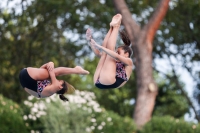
left=112, top=0, right=140, bottom=43
left=144, top=0, right=170, bottom=43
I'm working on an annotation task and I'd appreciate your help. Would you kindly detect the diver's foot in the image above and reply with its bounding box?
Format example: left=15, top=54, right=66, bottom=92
left=74, top=66, right=89, bottom=75
left=110, top=14, right=122, bottom=27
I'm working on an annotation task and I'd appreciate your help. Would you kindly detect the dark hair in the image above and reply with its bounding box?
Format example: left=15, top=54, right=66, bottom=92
left=56, top=81, right=68, bottom=101
left=118, top=30, right=133, bottom=57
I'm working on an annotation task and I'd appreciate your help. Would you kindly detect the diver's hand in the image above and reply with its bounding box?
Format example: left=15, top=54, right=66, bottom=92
left=47, top=62, right=54, bottom=72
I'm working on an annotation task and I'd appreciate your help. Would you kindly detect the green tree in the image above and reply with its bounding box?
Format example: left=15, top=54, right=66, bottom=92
left=153, top=73, right=189, bottom=117
left=111, top=0, right=170, bottom=128
left=0, top=94, right=28, bottom=133
left=140, top=116, right=200, bottom=133
left=1, top=0, right=199, bottom=129
left=156, top=0, right=200, bottom=121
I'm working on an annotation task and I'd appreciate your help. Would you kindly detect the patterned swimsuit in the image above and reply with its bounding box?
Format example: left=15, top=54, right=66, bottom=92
left=95, top=62, right=128, bottom=89
left=37, top=80, right=50, bottom=98
left=116, top=62, right=128, bottom=81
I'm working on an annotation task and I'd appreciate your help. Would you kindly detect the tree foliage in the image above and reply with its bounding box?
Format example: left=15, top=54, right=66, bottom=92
left=139, top=116, right=200, bottom=133
left=153, top=0, right=200, bottom=119
left=0, top=94, right=28, bottom=133
left=153, top=73, right=189, bottom=117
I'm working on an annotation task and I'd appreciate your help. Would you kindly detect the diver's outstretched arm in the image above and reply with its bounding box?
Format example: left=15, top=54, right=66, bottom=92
left=91, top=39, right=133, bottom=66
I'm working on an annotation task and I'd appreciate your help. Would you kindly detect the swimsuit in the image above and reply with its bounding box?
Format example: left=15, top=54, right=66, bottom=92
left=95, top=62, right=128, bottom=89
left=37, top=80, right=50, bottom=97
left=19, top=68, right=50, bottom=97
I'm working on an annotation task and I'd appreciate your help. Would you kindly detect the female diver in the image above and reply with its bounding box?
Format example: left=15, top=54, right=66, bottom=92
left=19, top=61, right=89, bottom=101
left=86, top=14, right=133, bottom=89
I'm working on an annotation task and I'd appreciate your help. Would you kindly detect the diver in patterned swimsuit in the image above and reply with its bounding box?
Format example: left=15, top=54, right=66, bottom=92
left=19, top=62, right=89, bottom=101
left=86, top=14, right=133, bottom=89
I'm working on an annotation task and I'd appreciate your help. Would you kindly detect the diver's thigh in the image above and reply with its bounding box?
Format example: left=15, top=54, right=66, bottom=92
left=27, top=67, right=49, bottom=80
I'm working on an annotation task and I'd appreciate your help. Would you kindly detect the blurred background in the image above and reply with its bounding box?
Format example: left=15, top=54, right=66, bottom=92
left=0, top=0, right=200, bottom=132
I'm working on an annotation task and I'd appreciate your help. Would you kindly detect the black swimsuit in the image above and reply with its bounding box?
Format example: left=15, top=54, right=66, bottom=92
left=19, top=68, right=37, bottom=92
left=19, top=68, right=50, bottom=97
left=95, top=62, right=128, bottom=89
